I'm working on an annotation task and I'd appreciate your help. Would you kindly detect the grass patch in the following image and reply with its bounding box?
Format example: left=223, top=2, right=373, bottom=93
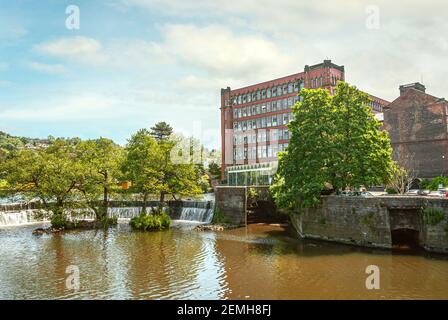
left=420, top=207, right=445, bottom=226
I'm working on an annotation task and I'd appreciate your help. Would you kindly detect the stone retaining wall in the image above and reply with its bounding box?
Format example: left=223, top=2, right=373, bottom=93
left=215, top=186, right=247, bottom=225
left=291, top=196, right=448, bottom=253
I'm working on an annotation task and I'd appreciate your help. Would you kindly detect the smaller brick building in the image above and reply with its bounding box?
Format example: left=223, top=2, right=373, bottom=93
left=383, top=83, right=448, bottom=178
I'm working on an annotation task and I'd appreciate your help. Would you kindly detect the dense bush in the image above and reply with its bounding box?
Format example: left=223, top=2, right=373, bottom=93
left=50, top=214, right=68, bottom=229
left=100, top=216, right=118, bottom=228
left=422, top=176, right=448, bottom=191
left=385, top=188, right=398, bottom=194
left=130, top=211, right=171, bottom=231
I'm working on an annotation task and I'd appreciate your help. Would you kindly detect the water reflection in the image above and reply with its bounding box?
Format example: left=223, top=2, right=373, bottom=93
left=0, top=223, right=447, bottom=300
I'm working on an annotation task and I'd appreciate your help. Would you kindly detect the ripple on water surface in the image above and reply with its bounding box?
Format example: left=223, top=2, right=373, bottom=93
left=0, top=222, right=448, bottom=299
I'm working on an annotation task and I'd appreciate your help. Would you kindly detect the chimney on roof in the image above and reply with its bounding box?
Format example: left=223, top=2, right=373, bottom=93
left=399, top=82, right=426, bottom=96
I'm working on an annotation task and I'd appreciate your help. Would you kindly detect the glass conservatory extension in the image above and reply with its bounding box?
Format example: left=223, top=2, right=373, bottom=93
left=226, top=162, right=278, bottom=186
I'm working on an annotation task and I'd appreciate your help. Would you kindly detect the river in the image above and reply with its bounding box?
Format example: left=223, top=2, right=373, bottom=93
left=0, top=222, right=447, bottom=299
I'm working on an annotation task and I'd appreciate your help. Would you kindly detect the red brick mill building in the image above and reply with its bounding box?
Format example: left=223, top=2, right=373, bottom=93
left=220, top=60, right=389, bottom=185
left=383, top=83, right=448, bottom=178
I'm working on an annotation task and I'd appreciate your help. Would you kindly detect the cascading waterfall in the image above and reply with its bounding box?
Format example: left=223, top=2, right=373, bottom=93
left=177, top=199, right=215, bottom=223
left=0, top=200, right=215, bottom=226
left=178, top=207, right=214, bottom=223
left=0, top=210, right=45, bottom=226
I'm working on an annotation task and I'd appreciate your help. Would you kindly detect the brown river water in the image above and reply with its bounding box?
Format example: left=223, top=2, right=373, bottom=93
left=0, top=222, right=447, bottom=300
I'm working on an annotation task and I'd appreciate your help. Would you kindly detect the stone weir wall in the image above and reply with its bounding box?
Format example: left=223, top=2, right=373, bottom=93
left=290, top=196, right=448, bottom=253
left=215, top=186, right=280, bottom=225
left=0, top=200, right=213, bottom=216
left=215, top=186, right=247, bottom=225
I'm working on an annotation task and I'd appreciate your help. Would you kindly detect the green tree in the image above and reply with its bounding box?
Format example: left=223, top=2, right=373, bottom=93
left=122, top=129, right=203, bottom=211
left=271, top=82, right=394, bottom=208
left=208, top=162, right=221, bottom=180
left=0, top=139, right=85, bottom=216
left=122, top=129, right=164, bottom=213
left=155, top=134, right=202, bottom=202
left=76, top=138, right=124, bottom=219
left=150, top=122, right=173, bottom=141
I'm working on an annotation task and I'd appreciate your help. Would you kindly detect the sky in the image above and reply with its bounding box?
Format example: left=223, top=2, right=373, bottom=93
left=0, top=0, right=447, bottom=149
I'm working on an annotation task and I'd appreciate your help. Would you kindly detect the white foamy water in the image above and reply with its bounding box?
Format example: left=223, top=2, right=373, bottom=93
left=0, top=203, right=215, bottom=227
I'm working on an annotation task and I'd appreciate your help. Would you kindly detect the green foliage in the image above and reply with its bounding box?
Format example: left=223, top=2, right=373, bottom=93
left=0, top=179, right=8, bottom=188
left=271, top=82, right=394, bottom=208
left=0, top=139, right=84, bottom=214
left=420, top=178, right=431, bottom=190
left=150, top=122, right=173, bottom=141
left=420, top=207, right=445, bottom=226
left=50, top=214, right=68, bottom=229
left=76, top=138, right=124, bottom=219
left=100, top=216, right=118, bottom=228
left=386, top=188, right=398, bottom=194
left=208, top=162, right=221, bottom=180
left=0, top=131, right=51, bottom=158
left=199, top=174, right=211, bottom=193
left=122, top=128, right=202, bottom=205
left=422, top=176, right=448, bottom=191
left=212, top=208, right=232, bottom=224
left=129, top=212, right=171, bottom=231
left=247, top=187, right=259, bottom=199
left=122, top=129, right=165, bottom=203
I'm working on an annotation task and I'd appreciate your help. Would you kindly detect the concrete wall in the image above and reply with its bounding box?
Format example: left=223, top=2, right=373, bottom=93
left=290, top=196, right=448, bottom=253
left=215, top=186, right=247, bottom=225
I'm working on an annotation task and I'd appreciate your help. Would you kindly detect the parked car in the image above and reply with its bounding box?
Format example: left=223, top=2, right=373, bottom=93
left=406, top=189, right=426, bottom=196
left=339, top=191, right=373, bottom=197
left=427, top=190, right=445, bottom=197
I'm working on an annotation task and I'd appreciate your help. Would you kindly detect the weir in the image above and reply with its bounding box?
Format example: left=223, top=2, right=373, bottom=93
left=0, top=199, right=215, bottom=227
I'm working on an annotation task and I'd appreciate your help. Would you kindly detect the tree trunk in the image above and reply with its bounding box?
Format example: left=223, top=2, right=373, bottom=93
left=102, top=172, right=109, bottom=219
left=142, top=193, right=148, bottom=214
left=160, top=192, right=165, bottom=204
left=103, top=186, right=109, bottom=219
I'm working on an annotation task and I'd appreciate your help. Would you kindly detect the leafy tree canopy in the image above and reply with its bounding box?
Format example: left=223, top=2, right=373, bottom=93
left=150, top=122, right=173, bottom=141
left=271, top=82, right=394, bottom=209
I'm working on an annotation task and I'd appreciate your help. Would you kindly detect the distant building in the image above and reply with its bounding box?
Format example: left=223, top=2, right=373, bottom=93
left=383, top=83, right=448, bottom=178
left=220, top=60, right=389, bottom=185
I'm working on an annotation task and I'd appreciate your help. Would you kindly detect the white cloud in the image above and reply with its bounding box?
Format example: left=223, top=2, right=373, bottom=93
left=118, top=0, right=448, bottom=100
left=1, top=94, right=121, bottom=121
left=28, top=62, right=66, bottom=74
left=34, top=36, right=107, bottom=65
left=159, top=24, right=296, bottom=81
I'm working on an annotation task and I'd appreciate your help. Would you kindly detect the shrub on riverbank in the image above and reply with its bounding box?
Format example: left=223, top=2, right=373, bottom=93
left=50, top=212, right=118, bottom=230
left=129, top=211, right=171, bottom=231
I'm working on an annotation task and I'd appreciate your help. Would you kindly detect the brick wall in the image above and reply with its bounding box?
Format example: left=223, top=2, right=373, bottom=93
left=383, top=88, right=448, bottom=178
